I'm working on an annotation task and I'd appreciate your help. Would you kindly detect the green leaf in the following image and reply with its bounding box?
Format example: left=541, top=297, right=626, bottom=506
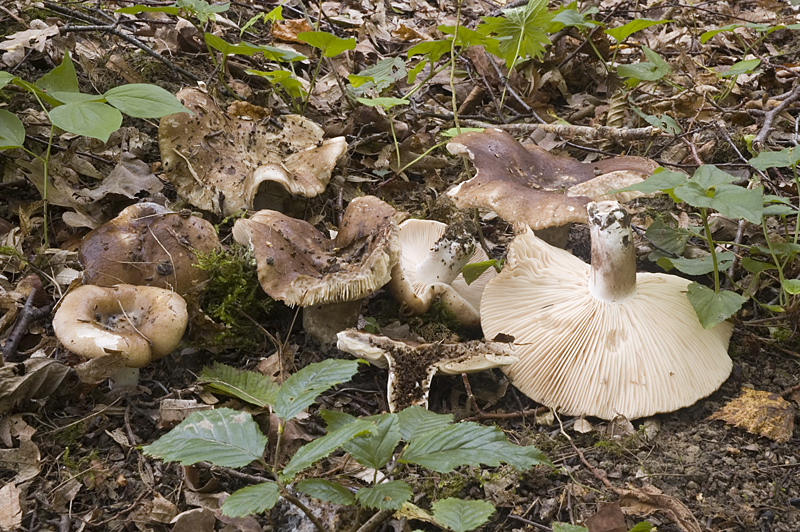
left=478, top=0, right=554, bottom=68
left=348, top=57, right=407, bottom=91
left=319, top=408, right=359, bottom=432
left=686, top=283, right=746, bottom=329
left=763, top=195, right=796, bottom=216
left=344, top=413, right=400, bottom=469
left=691, top=164, right=738, bottom=189
left=246, top=69, right=306, bottom=98
left=256, top=45, right=306, bottom=62
left=631, top=105, right=681, bottom=134
left=644, top=217, right=691, bottom=261
left=0, top=110, right=25, bottom=150
left=104, top=84, right=191, bottom=118
left=672, top=181, right=714, bottom=209
left=116, top=5, right=179, bottom=15
left=204, top=33, right=263, bottom=57
left=281, top=419, right=374, bottom=479
left=356, top=97, right=409, bottom=109
left=440, top=25, right=502, bottom=57
left=782, top=279, right=800, bottom=295
left=612, top=169, right=686, bottom=194
left=0, top=71, right=16, bottom=90
left=550, top=9, right=600, bottom=31
left=741, top=257, right=776, bottom=274
left=700, top=23, right=742, bottom=44
left=657, top=252, right=734, bottom=276
left=617, top=46, right=670, bottom=82
left=48, top=91, right=104, bottom=104
left=264, top=6, right=283, bottom=22
left=708, top=184, right=763, bottom=224
left=396, top=405, right=453, bottom=441
left=401, top=422, right=551, bottom=473
left=551, top=523, right=588, bottom=532
left=407, top=39, right=452, bottom=62
left=355, top=481, right=413, bottom=510
left=200, top=362, right=279, bottom=408
left=48, top=102, right=122, bottom=142
left=274, top=359, right=360, bottom=421
left=142, top=408, right=267, bottom=468
left=431, top=498, right=495, bottom=532
left=721, top=58, right=761, bottom=78
left=605, top=19, right=670, bottom=43
left=461, top=259, right=500, bottom=285
left=750, top=147, right=800, bottom=170
left=628, top=522, right=654, bottom=532
left=36, top=52, right=79, bottom=94
left=441, top=127, right=484, bottom=138
left=297, top=31, right=356, bottom=57
left=221, top=482, right=280, bottom=517
left=297, top=479, right=356, bottom=505
left=176, top=0, right=230, bottom=23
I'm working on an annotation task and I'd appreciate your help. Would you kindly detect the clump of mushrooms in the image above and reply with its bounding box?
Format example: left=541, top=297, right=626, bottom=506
left=480, top=200, right=733, bottom=420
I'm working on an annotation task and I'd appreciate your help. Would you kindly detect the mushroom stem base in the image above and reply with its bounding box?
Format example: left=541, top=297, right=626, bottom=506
left=303, top=300, right=362, bottom=344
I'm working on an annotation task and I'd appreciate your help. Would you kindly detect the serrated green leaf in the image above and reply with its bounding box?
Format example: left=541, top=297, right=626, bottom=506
left=617, top=46, right=670, bottom=81
left=176, top=0, right=229, bottom=23
left=281, top=419, right=374, bottom=479
left=612, top=169, right=685, bottom=194
left=461, top=260, right=498, bottom=285
left=0, top=110, right=25, bottom=150
left=297, top=31, right=356, bottom=57
left=142, top=408, right=267, bottom=468
left=48, top=102, right=122, bottom=142
left=221, top=482, right=279, bottom=517
left=749, top=147, right=800, bottom=170
left=478, top=0, right=553, bottom=68
left=431, top=498, right=495, bottom=532
left=396, top=405, right=453, bottom=441
left=356, top=97, right=409, bottom=109
left=115, top=5, right=180, bottom=15
left=550, top=9, right=600, bottom=31
left=722, top=58, right=761, bottom=78
left=708, top=184, right=763, bottom=223
left=36, top=52, right=79, bottom=94
left=782, top=279, right=800, bottom=295
left=297, top=479, right=356, bottom=505
left=274, top=359, right=360, bottom=421
left=355, top=481, right=413, bottom=510
left=401, top=422, right=551, bottom=473
left=200, top=362, right=279, bottom=408
left=551, top=523, right=588, bottom=532
left=344, top=413, right=400, bottom=469
left=605, top=19, right=670, bottom=43
left=104, top=84, right=191, bottom=118
left=319, top=409, right=358, bottom=432
left=657, top=252, right=734, bottom=275
left=686, top=283, right=746, bottom=329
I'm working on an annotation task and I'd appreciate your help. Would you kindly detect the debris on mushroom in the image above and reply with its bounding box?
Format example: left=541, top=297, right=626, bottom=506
left=388, top=219, right=496, bottom=328
left=159, top=88, right=348, bottom=216
left=336, top=329, right=517, bottom=412
left=79, top=202, right=221, bottom=297
left=232, top=196, right=405, bottom=343
left=53, top=284, right=188, bottom=386
left=480, top=200, right=733, bottom=420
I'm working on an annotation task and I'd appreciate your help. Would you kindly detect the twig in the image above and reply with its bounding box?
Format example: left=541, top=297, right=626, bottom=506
left=752, top=82, right=800, bottom=148
left=354, top=510, right=393, bottom=532
left=462, top=406, right=547, bottom=422
left=507, top=514, right=553, bottom=531
left=1, top=289, right=53, bottom=364
left=460, top=120, right=660, bottom=141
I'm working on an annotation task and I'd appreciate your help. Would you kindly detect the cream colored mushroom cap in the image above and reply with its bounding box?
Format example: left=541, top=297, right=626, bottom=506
left=480, top=229, right=733, bottom=420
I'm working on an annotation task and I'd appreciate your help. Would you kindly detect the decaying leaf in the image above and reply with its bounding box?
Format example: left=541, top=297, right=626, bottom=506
left=0, top=483, right=23, bottom=531
left=585, top=501, right=626, bottom=532
left=707, top=387, right=795, bottom=443
left=0, top=415, right=41, bottom=483
left=0, top=357, right=73, bottom=415
left=619, top=484, right=700, bottom=532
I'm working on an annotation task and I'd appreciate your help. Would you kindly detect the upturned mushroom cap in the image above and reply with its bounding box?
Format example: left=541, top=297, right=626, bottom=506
left=336, top=329, right=517, bottom=412
left=480, top=201, right=733, bottom=420
left=232, top=196, right=405, bottom=307
left=53, top=284, right=188, bottom=368
left=159, top=88, right=347, bottom=216
left=79, top=203, right=221, bottom=296
left=389, top=219, right=496, bottom=327
left=446, top=129, right=658, bottom=229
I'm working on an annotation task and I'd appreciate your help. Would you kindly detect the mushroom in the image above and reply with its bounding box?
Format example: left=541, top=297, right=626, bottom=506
left=446, top=129, right=658, bottom=245
left=53, top=284, right=188, bottom=386
left=336, top=329, right=517, bottom=412
left=388, top=219, right=496, bottom=327
left=159, top=88, right=347, bottom=216
left=480, top=201, right=733, bottom=420
left=232, top=196, right=405, bottom=343
left=79, top=202, right=221, bottom=297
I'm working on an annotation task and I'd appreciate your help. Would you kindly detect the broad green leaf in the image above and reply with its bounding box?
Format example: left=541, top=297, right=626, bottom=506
left=691, top=165, right=738, bottom=189
left=142, top=408, right=267, bottom=468
left=763, top=195, right=795, bottom=216
left=356, top=97, right=409, bottom=109
left=0, top=72, right=18, bottom=90
left=657, top=252, right=734, bottom=276
left=741, top=257, right=776, bottom=274
left=297, top=31, right=356, bottom=57
left=396, top=405, right=453, bottom=441
left=116, top=5, right=179, bottom=15
left=48, top=91, right=104, bottom=104
left=407, top=39, right=452, bottom=62
left=105, top=84, right=191, bottom=118
left=478, top=0, right=553, bottom=68
left=297, top=479, right=356, bottom=505
left=0, top=110, right=25, bottom=149
left=462, top=259, right=501, bottom=285
left=708, top=184, right=763, bottom=224
left=628, top=522, right=653, bottom=532
left=440, top=25, right=502, bottom=57
left=319, top=408, right=358, bottom=432
left=246, top=69, right=306, bottom=98
left=441, top=127, right=484, bottom=138
left=752, top=242, right=800, bottom=255
left=700, top=23, right=742, bottom=44
left=281, top=419, right=374, bottom=479
left=221, top=482, right=280, bottom=517
left=782, top=279, right=800, bottom=295
left=431, top=498, right=495, bottom=532
left=672, top=181, right=713, bottom=209
left=407, top=57, right=428, bottom=84
left=605, top=19, right=670, bottom=43
left=612, top=169, right=685, bottom=194
left=686, top=283, right=746, bottom=329
left=355, top=481, right=412, bottom=510
left=631, top=105, right=681, bottom=134
left=644, top=218, right=691, bottom=261
left=750, top=147, right=800, bottom=170
left=344, top=413, right=400, bottom=469
left=36, top=52, right=79, bottom=94
left=721, top=58, right=761, bottom=78
left=617, top=46, right=670, bottom=82
left=256, top=45, right=306, bottom=62
left=177, top=0, right=230, bottom=23
left=551, top=523, right=588, bottom=532
left=401, top=422, right=551, bottom=473
left=200, top=362, right=279, bottom=408
left=204, top=34, right=263, bottom=57
left=348, top=57, right=406, bottom=91
left=273, top=359, right=360, bottom=421
left=264, top=6, right=283, bottom=22
left=550, top=9, right=600, bottom=31
left=48, top=102, right=122, bottom=142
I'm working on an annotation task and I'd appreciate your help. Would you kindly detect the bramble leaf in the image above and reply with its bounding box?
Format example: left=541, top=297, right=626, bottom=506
left=273, top=359, right=360, bottom=421
left=432, top=498, right=495, bottom=532
left=355, top=481, right=412, bottom=510
left=281, top=419, right=374, bottom=479
left=200, top=362, right=279, bottom=408
left=221, top=483, right=279, bottom=517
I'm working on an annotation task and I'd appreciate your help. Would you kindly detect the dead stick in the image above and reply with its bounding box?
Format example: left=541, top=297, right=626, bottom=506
left=460, top=120, right=660, bottom=141
left=1, top=289, right=53, bottom=364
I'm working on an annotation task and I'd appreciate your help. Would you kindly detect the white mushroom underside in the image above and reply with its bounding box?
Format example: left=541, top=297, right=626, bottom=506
left=480, top=230, right=733, bottom=420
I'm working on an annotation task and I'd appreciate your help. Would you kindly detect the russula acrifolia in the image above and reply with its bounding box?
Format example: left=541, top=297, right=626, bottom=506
left=159, top=88, right=347, bottom=216
left=336, top=329, right=517, bottom=412
left=233, top=196, right=405, bottom=343
left=388, top=219, right=496, bottom=327
left=480, top=201, right=733, bottom=420
left=53, top=284, right=188, bottom=386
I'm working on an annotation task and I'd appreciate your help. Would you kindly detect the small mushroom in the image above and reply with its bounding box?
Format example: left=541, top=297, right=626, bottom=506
left=388, top=219, right=496, bottom=327
left=233, top=196, right=406, bottom=342
left=79, top=202, right=221, bottom=297
left=336, top=329, right=517, bottom=412
left=159, top=88, right=347, bottom=216
left=480, top=201, right=733, bottom=420
left=53, top=284, right=188, bottom=386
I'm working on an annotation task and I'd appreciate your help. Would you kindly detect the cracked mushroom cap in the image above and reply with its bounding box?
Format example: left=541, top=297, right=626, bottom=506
left=336, top=329, right=517, bottom=412
left=232, top=196, right=405, bottom=307
left=480, top=201, right=733, bottom=420
left=389, top=219, right=496, bottom=327
left=79, top=202, right=221, bottom=297
left=446, top=129, right=658, bottom=229
left=159, top=88, right=347, bottom=216
left=53, top=284, right=188, bottom=368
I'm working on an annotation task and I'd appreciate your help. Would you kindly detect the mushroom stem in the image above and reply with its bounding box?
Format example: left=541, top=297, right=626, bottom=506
left=415, top=227, right=476, bottom=286
left=588, top=201, right=637, bottom=303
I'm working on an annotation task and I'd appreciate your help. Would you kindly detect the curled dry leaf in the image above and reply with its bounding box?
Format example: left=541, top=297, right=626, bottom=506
left=707, top=387, right=795, bottom=443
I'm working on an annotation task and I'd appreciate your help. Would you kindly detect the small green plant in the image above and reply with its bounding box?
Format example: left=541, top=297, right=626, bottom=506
left=143, top=359, right=551, bottom=531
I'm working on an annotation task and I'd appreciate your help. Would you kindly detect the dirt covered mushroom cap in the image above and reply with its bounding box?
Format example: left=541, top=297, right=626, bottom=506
left=159, top=88, right=347, bottom=216
left=480, top=201, right=733, bottom=420
left=53, top=284, right=188, bottom=368
left=446, top=129, right=658, bottom=229
left=79, top=202, right=220, bottom=297
left=232, top=196, right=405, bottom=307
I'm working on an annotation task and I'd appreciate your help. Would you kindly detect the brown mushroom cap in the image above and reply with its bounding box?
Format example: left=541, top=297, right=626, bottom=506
left=446, top=129, right=658, bottom=229
left=159, top=88, right=347, bottom=216
left=79, top=203, right=221, bottom=297
left=232, top=196, right=405, bottom=307
left=53, top=284, right=188, bottom=368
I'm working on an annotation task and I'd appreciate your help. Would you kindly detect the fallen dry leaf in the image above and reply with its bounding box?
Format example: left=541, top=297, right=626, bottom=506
left=586, top=501, right=626, bottom=532
left=708, top=387, right=795, bottom=443
left=272, top=19, right=314, bottom=42
left=0, top=483, right=23, bottom=531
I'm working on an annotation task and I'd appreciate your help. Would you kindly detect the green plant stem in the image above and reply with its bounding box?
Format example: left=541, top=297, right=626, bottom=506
left=793, top=164, right=800, bottom=245
left=303, top=56, right=324, bottom=114
left=281, top=490, right=329, bottom=532
left=395, top=140, right=448, bottom=174
left=762, top=216, right=788, bottom=306
left=449, top=0, right=463, bottom=133
left=389, top=115, right=402, bottom=172
left=700, top=208, right=720, bottom=292
left=273, top=420, right=284, bottom=474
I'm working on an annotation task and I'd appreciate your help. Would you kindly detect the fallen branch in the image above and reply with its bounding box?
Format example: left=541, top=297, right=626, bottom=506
left=1, top=289, right=53, bottom=364
left=460, top=120, right=662, bottom=141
